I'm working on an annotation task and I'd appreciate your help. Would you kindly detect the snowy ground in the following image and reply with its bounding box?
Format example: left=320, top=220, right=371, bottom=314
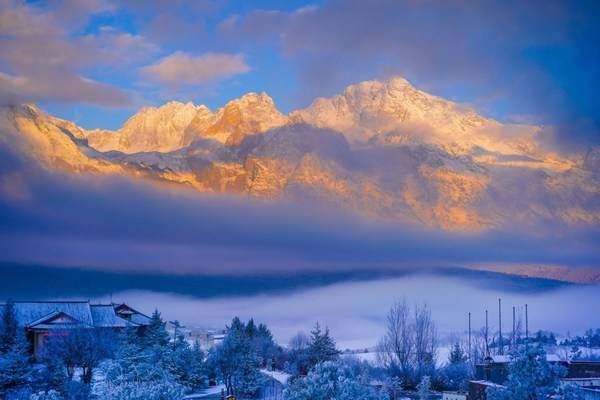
left=183, top=384, right=226, bottom=399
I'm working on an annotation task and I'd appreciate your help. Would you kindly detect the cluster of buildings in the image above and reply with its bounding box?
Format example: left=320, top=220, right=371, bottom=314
left=0, top=300, right=229, bottom=360
left=442, top=355, right=600, bottom=400
left=167, top=325, right=226, bottom=349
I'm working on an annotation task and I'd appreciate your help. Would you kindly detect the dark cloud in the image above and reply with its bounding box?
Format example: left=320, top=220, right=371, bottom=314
left=222, top=0, right=600, bottom=149
left=0, top=143, right=597, bottom=276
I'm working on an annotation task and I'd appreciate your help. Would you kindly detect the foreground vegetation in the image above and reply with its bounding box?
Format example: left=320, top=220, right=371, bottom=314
left=0, top=299, right=594, bottom=399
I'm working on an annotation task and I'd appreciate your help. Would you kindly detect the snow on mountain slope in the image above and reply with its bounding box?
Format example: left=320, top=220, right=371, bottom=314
left=0, top=105, right=122, bottom=173
left=87, top=101, right=199, bottom=154
left=291, top=77, right=552, bottom=163
left=1, top=77, right=598, bottom=230
left=194, top=92, right=288, bottom=146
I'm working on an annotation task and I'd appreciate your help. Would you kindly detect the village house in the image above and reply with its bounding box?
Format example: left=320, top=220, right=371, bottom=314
left=469, top=355, right=600, bottom=400
left=441, top=390, right=468, bottom=400
left=0, top=301, right=151, bottom=358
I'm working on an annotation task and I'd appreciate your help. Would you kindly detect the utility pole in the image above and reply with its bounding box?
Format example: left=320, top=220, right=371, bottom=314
left=512, top=306, right=516, bottom=349
left=525, top=304, right=529, bottom=347
left=485, top=309, right=489, bottom=357
left=498, top=298, right=503, bottom=355
left=468, top=312, right=472, bottom=363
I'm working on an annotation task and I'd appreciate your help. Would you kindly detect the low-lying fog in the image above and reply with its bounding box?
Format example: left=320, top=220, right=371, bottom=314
left=98, top=274, right=600, bottom=350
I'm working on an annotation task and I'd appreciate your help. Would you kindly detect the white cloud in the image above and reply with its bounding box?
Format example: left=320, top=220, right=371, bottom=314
left=0, top=0, right=131, bottom=107
left=139, top=51, right=250, bottom=87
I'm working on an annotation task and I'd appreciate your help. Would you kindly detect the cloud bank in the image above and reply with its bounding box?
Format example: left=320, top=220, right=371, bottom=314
left=0, top=142, right=597, bottom=276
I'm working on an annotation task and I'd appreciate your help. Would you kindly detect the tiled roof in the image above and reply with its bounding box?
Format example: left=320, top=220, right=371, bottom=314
left=0, top=301, right=150, bottom=329
left=90, top=305, right=128, bottom=328
left=1, top=301, right=94, bottom=327
left=129, top=313, right=151, bottom=325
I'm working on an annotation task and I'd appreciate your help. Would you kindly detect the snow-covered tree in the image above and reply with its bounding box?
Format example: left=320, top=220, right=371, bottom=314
left=417, top=375, right=431, bottom=399
left=487, top=346, right=565, bottom=400
left=163, top=328, right=207, bottom=390
left=561, top=384, right=586, bottom=400
left=284, top=361, right=383, bottom=400
left=143, top=310, right=169, bottom=349
left=95, top=325, right=186, bottom=400
left=209, top=317, right=264, bottom=398
left=42, top=328, right=115, bottom=384
left=377, top=300, right=438, bottom=387
left=0, top=300, right=18, bottom=354
left=307, top=323, right=339, bottom=368
left=437, top=342, right=471, bottom=390
left=285, top=332, right=311, bottom=376
left=0, top=329, right=33, bottom=397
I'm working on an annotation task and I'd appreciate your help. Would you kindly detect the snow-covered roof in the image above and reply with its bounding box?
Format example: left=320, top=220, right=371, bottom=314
left=90, top=305, right=128, bottom=328
left=1, top=301, right=149, bottom=329
left=470, top=380, right=506, bottom=388
left=487, top=353, right=564, bottom=363
left=260, top=369, right=291, bottom=385
left=2, top=301, right=94, bottom=327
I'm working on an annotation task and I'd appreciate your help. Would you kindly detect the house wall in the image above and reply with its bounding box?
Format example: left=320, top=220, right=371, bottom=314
left=442, top=392, right=467, bottom=400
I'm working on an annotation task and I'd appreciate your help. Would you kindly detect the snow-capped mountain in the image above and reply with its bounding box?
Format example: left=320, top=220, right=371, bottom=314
left=87, top=92, right=288, bottom=153
left=87, top=101, right=200, bottom=153
left=1, top=77, right=597, bottom=230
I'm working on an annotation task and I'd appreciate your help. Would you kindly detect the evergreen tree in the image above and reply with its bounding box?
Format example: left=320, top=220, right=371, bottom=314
left=307, top=323, right=340, bottom=369
left=487, top=346, right=565, bottom=400
left=245, top=319, right=257, bottom=339
left=97, top=324, right=186, bottom=400
left=437, top=341, right=471, bottom=390
left=254, top=323, right=278, bottom=368
left=0, top=329, right=33, bottom=397
left=210, top=317, right=264, bottom=398
left=143, top=310, right=169, bottom=349
left=417, top=375, right=431, bottom=399
left=0, top=300, right=18, bottom=354
left=164, top=329, right=207, bottom=390
left=449, top=342, right=467, bottom=364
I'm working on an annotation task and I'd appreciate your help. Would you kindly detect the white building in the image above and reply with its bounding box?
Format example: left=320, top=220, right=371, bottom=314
left=442, top=391, right=468, bottom=400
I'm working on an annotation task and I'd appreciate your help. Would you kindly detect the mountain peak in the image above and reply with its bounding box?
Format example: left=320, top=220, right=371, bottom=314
left=86, top=100, right=201, bottom=154
left=225, top=92, right=277, bottom=109
left=201, top=92, right=287, bottom=146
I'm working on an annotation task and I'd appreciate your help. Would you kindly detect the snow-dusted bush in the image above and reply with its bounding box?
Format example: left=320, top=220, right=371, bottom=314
left=94, top=379, right=185, bottom=400
left=284, top=361, right=383, bottom=400
left=29, top=390, right=63, bottom=400
left=487, top=346, right=565, bottom=400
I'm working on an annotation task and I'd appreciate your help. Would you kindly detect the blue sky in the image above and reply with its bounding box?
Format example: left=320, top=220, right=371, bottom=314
left=1, top=0, right=599, bottom=148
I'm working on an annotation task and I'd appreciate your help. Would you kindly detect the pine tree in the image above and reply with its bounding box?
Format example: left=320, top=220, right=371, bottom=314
left=449, top=342, right=467, bottom=364
left=0, top=328, right=33, bottom=396
left=307, top=323, right=340, bottom=369
left=210, top=317, right=264, bottom=398
left=417, top=375, right=431, bottom=399
left=97, top=324, right=186, bottom=400
left=0, top=299, right=18, bottom=354
left=245, top=318, right=257, bottom=339
left=143, top=310, right=169, bottom=349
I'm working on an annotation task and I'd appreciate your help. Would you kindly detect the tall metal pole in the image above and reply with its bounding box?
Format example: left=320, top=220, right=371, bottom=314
left=498, top=298, right=503, bottom=355
left=525, top=304, right=529, bottom=347
left=512, top=306, right=516, bottom=349
left=485, top=309, right=489, bottom=357
left=468, top=312, right=472, bottom=362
